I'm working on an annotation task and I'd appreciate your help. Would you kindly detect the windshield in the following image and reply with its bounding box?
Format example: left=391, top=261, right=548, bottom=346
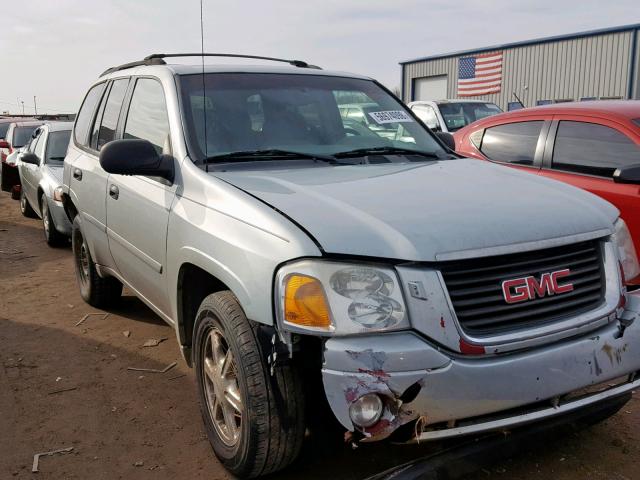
left=0, top=123, right=10, bottom=139
left=179, top=73, right=445, bottom=164
left=46, top=130, right=71, bottom=164
left=13, top=126, right=39, bottom=148
left=437, top=102, right=502, bottom=131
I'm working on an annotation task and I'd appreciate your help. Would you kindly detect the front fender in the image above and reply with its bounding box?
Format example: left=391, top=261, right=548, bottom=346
left=166, top=192, right=321, bottom=343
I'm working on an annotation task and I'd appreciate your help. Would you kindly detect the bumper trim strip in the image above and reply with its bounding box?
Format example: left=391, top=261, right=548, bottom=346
left=412, top=377, right=639, bottom=442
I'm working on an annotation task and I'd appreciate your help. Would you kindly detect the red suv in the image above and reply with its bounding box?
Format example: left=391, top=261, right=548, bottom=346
left=454, top=101, right=640, bottom=283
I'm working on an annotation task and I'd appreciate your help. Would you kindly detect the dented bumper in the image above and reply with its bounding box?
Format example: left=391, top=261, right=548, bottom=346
left=322, top=292, right=640, bottom=442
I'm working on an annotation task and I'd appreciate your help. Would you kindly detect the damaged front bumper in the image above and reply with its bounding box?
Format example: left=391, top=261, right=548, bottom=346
left=322, top=292, right=640, bottom=442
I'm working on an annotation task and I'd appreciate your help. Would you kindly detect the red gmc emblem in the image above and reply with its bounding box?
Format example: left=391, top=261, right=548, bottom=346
left=501, top=269, right=574, bottom=304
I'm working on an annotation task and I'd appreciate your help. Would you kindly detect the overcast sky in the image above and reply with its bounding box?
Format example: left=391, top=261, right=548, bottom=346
left=1, top=0, right=638, bottom=114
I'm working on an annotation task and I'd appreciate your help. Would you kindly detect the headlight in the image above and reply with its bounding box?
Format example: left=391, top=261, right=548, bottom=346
left=612, top=218, right=640, bottom=283
left=53, top=186, right=64, bottom=202
left=275, top=260, right=408, bottom=335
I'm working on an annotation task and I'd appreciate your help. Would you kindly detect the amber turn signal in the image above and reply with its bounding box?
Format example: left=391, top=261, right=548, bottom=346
left=284, top=274, right=332, bottom=330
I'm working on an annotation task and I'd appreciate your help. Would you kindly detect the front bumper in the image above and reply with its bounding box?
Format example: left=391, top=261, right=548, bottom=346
left=322, top=291, right=640, bottom=442
left=48, top=199, right=72, bottom=236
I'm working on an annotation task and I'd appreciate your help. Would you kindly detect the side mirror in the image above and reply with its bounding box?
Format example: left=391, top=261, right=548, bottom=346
left=435, top=131, right=456, bottom=151
left=99, top=139, right=174, bottom=183
left=613, top=164, right=640, bottom=185
left=21, top=152, right=40, bottom=165
left=0, top=140, right=9, bottom=149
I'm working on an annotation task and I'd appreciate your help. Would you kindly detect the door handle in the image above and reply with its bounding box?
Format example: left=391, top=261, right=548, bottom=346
left=73, top=168, right=82, bottom=180
left=109, top=184, right=119, bottom=200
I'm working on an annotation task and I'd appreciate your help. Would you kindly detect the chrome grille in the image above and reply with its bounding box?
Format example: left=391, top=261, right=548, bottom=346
left=440, top=240, right=605, bottom=335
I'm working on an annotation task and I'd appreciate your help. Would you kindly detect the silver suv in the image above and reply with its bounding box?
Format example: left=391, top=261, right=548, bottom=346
left=61, top=54, right=640, bottom=478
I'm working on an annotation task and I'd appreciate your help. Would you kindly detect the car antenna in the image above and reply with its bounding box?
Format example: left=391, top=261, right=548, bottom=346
left=200, top=0, right=209, bottom=173
left=512, top=92, right=525, bottom=109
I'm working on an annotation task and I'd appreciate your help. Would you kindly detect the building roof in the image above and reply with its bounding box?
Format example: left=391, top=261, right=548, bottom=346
left=400, top=23, right=640, bottom=65
left=0, top=117, right=36, bottom=124
left=468, top=100, right=640, bottom=127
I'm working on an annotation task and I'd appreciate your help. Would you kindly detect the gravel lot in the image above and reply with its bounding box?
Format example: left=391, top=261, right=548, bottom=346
left=1, top=190, right=639, bottom=479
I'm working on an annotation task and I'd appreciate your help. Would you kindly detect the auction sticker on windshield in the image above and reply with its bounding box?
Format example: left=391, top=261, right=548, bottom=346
left=368, top=110, right=414, bottom=124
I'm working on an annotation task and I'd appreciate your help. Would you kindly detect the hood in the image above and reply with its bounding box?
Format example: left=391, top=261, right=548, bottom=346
left=44, top=164, right=64, bottom=185
left=213, top=159, right=618, bottom=261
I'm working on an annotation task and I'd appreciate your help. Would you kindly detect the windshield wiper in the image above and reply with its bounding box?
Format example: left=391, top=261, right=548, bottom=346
left=205, top=149, right=338, bottom=164
left=48, top=156, right=66, bottom=161
left=333, top=147, right=446, bottom=160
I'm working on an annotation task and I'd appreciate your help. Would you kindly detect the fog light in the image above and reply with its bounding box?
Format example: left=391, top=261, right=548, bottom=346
left=349, top=393, right=383, bottom=428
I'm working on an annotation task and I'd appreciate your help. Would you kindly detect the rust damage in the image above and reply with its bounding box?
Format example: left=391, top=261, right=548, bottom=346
left=601, top=342, right=629, bottom=366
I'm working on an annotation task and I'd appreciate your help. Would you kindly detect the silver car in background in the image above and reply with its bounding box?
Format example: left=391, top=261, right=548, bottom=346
left=18, top=122, right=73, bottom=246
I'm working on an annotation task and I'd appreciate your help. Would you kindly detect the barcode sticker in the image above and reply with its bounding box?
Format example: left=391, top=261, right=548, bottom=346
left=368, top=110, right=414, bottom=124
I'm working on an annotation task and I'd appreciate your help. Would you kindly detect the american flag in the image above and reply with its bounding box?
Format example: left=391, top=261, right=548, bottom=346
left=457, top=51, right=503, bottom=97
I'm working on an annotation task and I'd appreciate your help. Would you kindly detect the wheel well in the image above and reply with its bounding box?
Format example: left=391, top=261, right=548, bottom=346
left=62, top=194, right=78, bottom=221
left=37, top=187, right=45, bottom=212
left=177, top=263, right=230, bottom=351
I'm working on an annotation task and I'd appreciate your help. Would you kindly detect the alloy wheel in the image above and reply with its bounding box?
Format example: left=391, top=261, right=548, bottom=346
left=202, top=324, right=243, bottom=447
left=42, top=201, right=50, bottom=236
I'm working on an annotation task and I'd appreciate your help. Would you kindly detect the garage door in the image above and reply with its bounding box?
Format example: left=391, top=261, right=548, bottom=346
left=413, top=75, right=448, bottom=101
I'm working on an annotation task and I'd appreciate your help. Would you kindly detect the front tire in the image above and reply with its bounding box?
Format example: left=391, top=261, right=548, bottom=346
left=20, top=189, right=36, bottom=218
left=72, top=215, right=122, bottom=308
left=194, top=292, right=305, bottom=478
left=41, top=194, right=67, bottom=247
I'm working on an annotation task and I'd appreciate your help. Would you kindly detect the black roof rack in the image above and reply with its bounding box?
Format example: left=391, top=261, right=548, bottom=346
left=100, top=53, right=321, bottom=77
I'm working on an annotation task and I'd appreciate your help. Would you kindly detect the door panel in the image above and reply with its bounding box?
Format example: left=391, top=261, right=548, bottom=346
left=67, top=81, right=115, bottom=268
left=107, top=176, right=175, bottom=315
left=541, top=168, right=639, bottom=247
left=22, top=130, right=45, bottom=208
left=71, top=150, right=113, bottom=266
left=105, top=76, right=175, bottom=315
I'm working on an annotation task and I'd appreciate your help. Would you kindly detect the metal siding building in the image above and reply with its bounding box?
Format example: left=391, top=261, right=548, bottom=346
left=401, top=24, right=640, bottom=110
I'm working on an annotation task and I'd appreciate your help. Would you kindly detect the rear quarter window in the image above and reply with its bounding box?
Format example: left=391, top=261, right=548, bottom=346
left=74, top=82, right=107, bottom=147
left=480, top=121, right=543, bottom=165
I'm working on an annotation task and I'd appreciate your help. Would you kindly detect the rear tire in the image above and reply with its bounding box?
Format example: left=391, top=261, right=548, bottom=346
left=72, top=215, right=122, bottom=308
left=194, top=291, right=305, bottom=478
left=20, top=189, right=37, bottom=218
left=41, top=194, right=67, bottom=247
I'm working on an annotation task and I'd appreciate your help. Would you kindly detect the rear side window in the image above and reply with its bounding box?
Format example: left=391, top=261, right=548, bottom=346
left=124, top=78, right=170, bottom=154
left=480, top=121, right=543, bottom=165
left=552, top=121, right=640, bottom=177
left=95, top=79, right=129, bottom=150
left=74, top=82, right=107, bottom=146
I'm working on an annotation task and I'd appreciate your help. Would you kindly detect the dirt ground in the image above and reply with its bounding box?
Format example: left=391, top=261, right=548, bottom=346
left=1, top=190, right=639, bottom=480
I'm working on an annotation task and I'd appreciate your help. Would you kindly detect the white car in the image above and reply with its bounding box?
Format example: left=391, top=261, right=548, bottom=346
left=408, top=99, right=502, bottom=133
